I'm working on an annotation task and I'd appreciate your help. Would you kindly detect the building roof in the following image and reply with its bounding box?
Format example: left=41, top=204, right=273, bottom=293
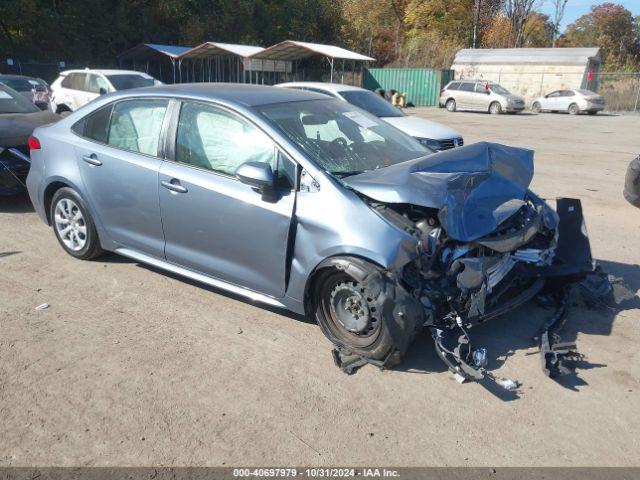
left=117, top=43, right=192, bottom=60
left=250, top=40, right=375, bottom=62
left=179, top=42, right=265, bottom=59
left=453, top=48, right=600, bottom=66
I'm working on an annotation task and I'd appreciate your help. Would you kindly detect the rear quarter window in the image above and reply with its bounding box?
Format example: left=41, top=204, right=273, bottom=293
left=72, top=105, right=114, bottom=143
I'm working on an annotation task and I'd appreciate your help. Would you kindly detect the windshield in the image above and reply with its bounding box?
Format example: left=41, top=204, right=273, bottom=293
left=489, top=84, right=511, bottom=95
left=340, top=90, right=405, bottom=118
left=0, top=85, right=39, bottom=114
left=256, top=99, right=430, bottom=176
left=106, top=74, right=155, bottom=90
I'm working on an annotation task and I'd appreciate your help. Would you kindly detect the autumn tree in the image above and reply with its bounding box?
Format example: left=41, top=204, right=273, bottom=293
left=560, top=2, right=640, bottom=70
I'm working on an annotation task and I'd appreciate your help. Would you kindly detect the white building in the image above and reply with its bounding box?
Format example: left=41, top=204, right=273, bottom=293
left=451, top=48, right=601, bottom=101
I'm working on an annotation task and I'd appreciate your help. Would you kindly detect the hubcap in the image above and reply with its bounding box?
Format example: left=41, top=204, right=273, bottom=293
left=54, top=198, right=87, bottom=251
left=329, top=281, right=374, bottom=335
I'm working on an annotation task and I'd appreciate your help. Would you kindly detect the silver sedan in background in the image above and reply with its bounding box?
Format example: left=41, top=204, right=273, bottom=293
left=531, top=89, right=605, bottom=115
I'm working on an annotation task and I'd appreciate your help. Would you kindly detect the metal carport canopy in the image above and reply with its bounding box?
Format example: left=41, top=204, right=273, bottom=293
left=248, top=40, right=375, bottom=62
left=117, top=43, right=191, bottom=61
left=179, top=42, right=265, bottom=59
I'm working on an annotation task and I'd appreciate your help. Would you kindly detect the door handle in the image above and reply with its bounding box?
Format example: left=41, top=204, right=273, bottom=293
left=82, top=154, right=102, bottom=166
left=161, top=179, right=188, bottom=193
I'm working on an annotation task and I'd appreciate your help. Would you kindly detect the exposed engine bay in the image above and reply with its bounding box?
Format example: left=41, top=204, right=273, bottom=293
left=333, top=191, right=595, bottom=383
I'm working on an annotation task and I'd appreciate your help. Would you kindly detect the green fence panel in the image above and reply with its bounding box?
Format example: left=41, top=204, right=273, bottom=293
left=363, top=68, right=453, bottom=106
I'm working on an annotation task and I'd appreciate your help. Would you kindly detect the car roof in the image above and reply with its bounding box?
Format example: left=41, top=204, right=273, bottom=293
left=0, top=74, right=42, bottom=81
left=276, top=82, right=365, bottom=94
left=105, top=83, right=330, bottom=107
left=60, top=69, right=151, bottom=76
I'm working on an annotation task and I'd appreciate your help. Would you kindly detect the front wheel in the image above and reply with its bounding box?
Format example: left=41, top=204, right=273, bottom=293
left=51, top=187, right=104, bottom=260
left=310, top=257, right=423, bottom=363
left=489, top=101, right=502, bottom=114
left=531, top=102, right=541, bottom=113
left=445, top=99, right=456, bottom=112
left=568, top=103, right=579, bottom=115
left=588, top=110, right=598, bottom=115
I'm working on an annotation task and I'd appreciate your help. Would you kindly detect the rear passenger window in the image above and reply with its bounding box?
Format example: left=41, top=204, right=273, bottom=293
left=459, top=83, right=475, bottom=92
left=61, top=75, right=74, bottom=88
left=448, top=82, right=461, bottom=90
left=107, top=99, right=168, bottom=156
left=70, top=73, right=87, bottom=91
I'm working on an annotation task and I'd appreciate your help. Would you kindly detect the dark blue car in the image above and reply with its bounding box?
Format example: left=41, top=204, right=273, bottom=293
left=0, top=83, right=59, bottom=195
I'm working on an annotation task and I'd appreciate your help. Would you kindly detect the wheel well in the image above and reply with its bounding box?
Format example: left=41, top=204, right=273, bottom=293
left=303, top=255, right=387, bottom=316
left=44, top=181, right=70, bottom=224
left=446, top=97, right=455, bottom=104
left=55, top=104, right=71, bottom=114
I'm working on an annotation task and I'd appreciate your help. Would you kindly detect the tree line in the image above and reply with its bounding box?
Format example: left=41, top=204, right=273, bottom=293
left=1, top=0, right=639, bottom=71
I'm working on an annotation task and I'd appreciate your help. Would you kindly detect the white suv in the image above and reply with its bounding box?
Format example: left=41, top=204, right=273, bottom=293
left=50, top=69, right=161, bottom=114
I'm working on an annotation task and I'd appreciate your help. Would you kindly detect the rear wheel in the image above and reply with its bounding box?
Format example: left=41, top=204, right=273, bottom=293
left=531, top=102, right=542, bottom=113
left=588, top=110, right=598, bottom=115
left=568, top=103, right=579, bottom=115
left=51, top=187, right=104, bottom=260
left=489, top=101, right=502, bottom=114
left=445, top=99, right=456, bottom=112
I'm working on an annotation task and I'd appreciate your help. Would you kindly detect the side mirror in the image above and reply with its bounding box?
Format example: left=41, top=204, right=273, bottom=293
left=99, top=87, right=107, bottom=95
left=236, top=161, right=275, bottom=192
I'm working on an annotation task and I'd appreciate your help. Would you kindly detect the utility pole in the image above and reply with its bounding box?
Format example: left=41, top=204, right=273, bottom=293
left=472, top=0, right=482, bottom=48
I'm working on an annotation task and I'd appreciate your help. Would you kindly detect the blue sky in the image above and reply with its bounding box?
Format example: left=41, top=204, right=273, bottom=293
left=539, top=0, right=640, bottom=31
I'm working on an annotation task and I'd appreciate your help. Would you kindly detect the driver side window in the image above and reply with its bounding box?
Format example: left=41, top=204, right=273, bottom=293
left=176, top=102, right=276, bottom=177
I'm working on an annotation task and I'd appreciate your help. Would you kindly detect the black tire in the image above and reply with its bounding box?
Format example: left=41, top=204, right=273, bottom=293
left=445, top=98, right=456, bottom=112
left=588, top=110, right=598, bottom=115
left=568, top=103, right=579, bottom=115
left=531, top=102, right=541, bottom=113
left=55, top=105, right=71, bottom=116
left=310, top=257, right=422, bottom=361
left=50, top=187, right=104, bottom=260
left=489, top=101, right=502, bottom=114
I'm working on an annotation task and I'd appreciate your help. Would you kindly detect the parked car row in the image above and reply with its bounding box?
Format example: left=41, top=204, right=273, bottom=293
left=439, top=80, right=605, bottom=115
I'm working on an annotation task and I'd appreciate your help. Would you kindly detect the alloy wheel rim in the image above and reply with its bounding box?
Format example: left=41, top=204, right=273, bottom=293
left=54, top=198, right=87, bottom=251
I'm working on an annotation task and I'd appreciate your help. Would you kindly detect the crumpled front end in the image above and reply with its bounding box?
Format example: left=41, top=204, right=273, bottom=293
left=377, top=193, right=593, bottom=381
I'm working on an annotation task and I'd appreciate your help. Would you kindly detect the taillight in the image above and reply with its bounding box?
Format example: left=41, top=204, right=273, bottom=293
left=28, top=135, right=41, bottom=150
left=440, top=88, right=446, bottom=94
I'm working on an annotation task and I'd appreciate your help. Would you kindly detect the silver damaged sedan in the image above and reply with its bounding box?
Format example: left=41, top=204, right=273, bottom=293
left=26, top=84, right=594, bottom=381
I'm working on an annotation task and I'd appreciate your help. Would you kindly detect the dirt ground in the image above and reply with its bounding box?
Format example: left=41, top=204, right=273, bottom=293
left=1, top=108, right=639, bottom=467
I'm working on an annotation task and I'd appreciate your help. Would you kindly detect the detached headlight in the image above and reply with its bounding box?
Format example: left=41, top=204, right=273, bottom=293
left=415, top=137, right=441, bottom=149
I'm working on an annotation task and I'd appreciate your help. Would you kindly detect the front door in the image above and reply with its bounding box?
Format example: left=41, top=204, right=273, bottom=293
left=159, top=100, right=295, bottom=298
left=75, top=98, right=169, bottom=257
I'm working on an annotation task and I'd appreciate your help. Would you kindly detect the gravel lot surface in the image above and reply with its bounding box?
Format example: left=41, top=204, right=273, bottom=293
left=1, top=108, right=639, bottom=466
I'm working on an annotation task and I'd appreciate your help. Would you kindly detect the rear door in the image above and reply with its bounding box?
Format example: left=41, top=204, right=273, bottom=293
left=473, top=82, right=491, bottom=110
left=73, top=98, right=169, bottom=256
left=456, top=82, right=475, bottom=110
left=158, top=100, right=296, bottom=298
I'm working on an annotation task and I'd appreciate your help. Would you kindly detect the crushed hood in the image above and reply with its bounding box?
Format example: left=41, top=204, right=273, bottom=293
left=343, top=142, right=534, bottom=242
